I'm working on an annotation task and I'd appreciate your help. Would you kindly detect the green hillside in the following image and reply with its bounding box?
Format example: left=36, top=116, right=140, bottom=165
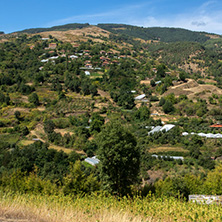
left=98, top=23, right=212, bottom=43
left=2, top=23, right=222, bottom=215
left=15, top=22, right=218, bottom=43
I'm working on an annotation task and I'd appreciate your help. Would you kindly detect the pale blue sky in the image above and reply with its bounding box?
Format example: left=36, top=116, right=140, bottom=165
left=1, top=0, right=222, bottom=34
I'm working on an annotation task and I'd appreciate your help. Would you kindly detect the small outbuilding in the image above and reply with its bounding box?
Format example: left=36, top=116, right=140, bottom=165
left=134, top=94, right=146, bottom=100
left=84, top=156, right=100, bottom=166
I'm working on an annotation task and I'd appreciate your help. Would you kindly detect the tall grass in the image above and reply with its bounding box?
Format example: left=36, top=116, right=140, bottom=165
left=1, top=191, right=222, bottom=221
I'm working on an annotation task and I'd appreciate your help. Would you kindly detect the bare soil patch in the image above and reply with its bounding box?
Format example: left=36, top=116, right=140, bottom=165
left=164, top=79, right=222, bottom=101
left=54, top=128, right=74, bottom=136
left=140, top=80, right=150, bottom=85
left=39, top=26, right=110, bottom=44
left=6, top=108, right=30, bottom=117
left=30, top=124, right=45, bottom=141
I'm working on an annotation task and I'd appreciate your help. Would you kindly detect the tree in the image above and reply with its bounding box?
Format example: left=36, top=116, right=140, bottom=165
left=159, top=97, right=165, bottom=106
left=162, top=100, right=174, bottom=114
left=0, top=91, right=10, bottom=105
left=134, top=106, right=150, bottom=121
left=62, top=160, right=99, bottom=195
left=28, top=92, right=39, bottom=106
left=150, top=80, right=156, bottom=87
left=90, top=113, right=105, bottom=134
left=117, top=92, right=135, bottom=109
left=44, top=120, right=55, bottom=134
left=203, top=164, right=222, bottom=195
left=97, top=121, right=140, bottom=195
left=179, top=71, right=186, bottom=82
left=14, top=111, right=21, bottom=120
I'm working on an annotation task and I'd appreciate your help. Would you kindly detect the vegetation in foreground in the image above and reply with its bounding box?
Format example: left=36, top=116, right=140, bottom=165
left=1, top=191, right=222, bottom=222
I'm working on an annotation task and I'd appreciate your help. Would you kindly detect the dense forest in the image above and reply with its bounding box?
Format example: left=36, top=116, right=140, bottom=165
left=98, top=23, right=211, bottom=43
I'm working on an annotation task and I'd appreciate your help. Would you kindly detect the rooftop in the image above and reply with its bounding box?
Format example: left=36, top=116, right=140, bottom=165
left=84, top=156, right=100, bottom=166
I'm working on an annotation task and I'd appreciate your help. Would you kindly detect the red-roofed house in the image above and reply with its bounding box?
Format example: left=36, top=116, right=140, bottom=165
left=210, top=124, right=222, bottom=128
left=49, top=43, right=57, bottom=49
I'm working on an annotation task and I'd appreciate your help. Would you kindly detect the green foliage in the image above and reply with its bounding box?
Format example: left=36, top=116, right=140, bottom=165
left=62, top=160, right=99, bottom=195
left=98, top=24, right=210, bottom=43
left=150, top=79, right=156, bottom=87
left=179, top=71, right=186, bottom=82
left=155, top=174, right=203, bottom=199
left=203, top=164, right=222, bottom=194
left=97, top=121, right=140, bottom=195
left=0, top=91, right=10, bottom=105
left=28, top=92, right=40, bottom=106
left=163, top=100, right=175, bottom=114
left=90, top=113, right=105, bottom=134
left=133, top=106, right=150, bottom=121
left=44, top=119, right=55, bottom=134
left=0, top=141, right=81, bottom=183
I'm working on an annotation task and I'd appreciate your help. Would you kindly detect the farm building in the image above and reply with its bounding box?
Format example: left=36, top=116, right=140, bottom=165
left=134, top=94, right=146, bottom=100
left=152, top=154, right=184, bottom=160
left=182, top=132, right=222, bottom=138
left=84, top=156, right=100, bottom=166
left=148, top=124, right=175, bottom=135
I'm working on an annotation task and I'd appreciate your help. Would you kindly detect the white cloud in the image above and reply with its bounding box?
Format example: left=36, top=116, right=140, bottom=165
left=130, top=1, right=222, bottom=34
left=47, top=0, right=222, bottom=34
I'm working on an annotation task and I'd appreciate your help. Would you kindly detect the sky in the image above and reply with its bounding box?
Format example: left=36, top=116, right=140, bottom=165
left=1, top=0, right=222, bottom=34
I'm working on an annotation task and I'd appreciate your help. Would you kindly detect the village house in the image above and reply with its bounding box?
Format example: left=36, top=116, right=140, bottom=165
left=118, top=55, right=126, bottom=59
left=100, top=56, right=106, bottom=61
left=29, top=45, right=35, bottom=50
left=152, top=68, right=157, bottom=73
left=102, top=61, right=110, bottom=67
left=69, top=55, right=78, bottom=59
left=100, top=50, right=106, bottom=55
left=48, top=43, right=57, bottom=49
left=85, top=63, right=93, bottom=69
left=73, top=44, right=80, bottom=48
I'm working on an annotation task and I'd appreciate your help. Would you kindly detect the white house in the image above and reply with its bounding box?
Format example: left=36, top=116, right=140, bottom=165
left=134, top=94, right=146, bottom=100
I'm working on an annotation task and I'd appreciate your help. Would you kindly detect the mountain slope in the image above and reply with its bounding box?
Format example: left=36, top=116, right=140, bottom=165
left=16, top=23, right=90, bottom=34
left=15, top=23, right=221, bottom=43
left=97, top=23, right=212, bottom=43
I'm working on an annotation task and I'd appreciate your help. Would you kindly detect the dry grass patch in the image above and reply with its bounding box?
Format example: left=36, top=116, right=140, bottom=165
left=54, top=128, right=74, bottom=136
left=1, top=191, right=222, bottom=222
left=18, top=140, right=35, bottom=146
left=165, top=79, right=222, bottom=102
left=140, top=80, right=150, bottom=85
left=149, top=146, right=188, bottom=153
left=48, top=144, right=73, bottom=154
left=39, top=26, right=110, bottom=44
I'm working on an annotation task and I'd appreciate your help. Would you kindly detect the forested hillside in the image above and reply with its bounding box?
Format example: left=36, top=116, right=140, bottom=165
left=98, top=23, right=212, bottom=43
left=1, top=23, right=222, bottom=221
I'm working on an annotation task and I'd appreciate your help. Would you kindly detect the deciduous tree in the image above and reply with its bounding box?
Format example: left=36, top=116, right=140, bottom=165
left=97, top=121, right=140, bottom=195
